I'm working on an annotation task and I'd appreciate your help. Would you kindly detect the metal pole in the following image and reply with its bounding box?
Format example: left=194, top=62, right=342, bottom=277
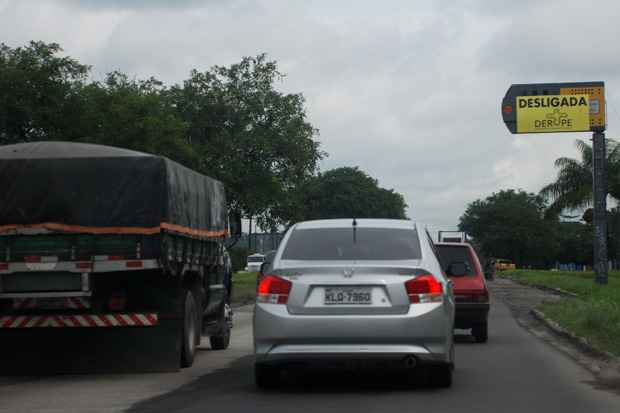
left=592, top=130, right=608, bottom=284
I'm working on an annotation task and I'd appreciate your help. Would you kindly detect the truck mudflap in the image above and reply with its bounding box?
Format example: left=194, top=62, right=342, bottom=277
left=0, top=313, right=158, bottom=328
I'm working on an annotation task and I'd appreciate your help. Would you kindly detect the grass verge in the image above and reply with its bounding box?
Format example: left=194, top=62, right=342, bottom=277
left=500, top=269, right=620, bottom=356
left=231, top=271, right=257, bottom=306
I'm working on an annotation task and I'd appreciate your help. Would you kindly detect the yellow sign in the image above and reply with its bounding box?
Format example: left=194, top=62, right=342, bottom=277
left=516, top=94, right=590, bottom=133
left=560, top=86, right=606, bottom=130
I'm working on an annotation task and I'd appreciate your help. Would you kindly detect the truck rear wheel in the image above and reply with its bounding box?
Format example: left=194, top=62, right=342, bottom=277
left=209, top=303, right=231, bottom=350
left=181, top=290, right=198, bottom=368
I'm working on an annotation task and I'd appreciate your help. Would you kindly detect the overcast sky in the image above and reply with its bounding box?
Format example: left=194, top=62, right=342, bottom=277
left=2, top=0, right=620, bottom=233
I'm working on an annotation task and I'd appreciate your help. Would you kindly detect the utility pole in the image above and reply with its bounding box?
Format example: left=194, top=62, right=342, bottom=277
left=592, top=130, right=608, bottom=284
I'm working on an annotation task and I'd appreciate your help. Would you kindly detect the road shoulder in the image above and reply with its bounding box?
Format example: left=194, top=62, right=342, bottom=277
left=490, top=277, right=620, bottom=394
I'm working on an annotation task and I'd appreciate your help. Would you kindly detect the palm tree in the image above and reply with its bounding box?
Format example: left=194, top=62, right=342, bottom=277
left=541, top=138, right=620, bottom=265
left=540, top=139, right=620, bottom=217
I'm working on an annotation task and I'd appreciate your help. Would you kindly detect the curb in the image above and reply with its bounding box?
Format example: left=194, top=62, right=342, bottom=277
left=231, top=301, right=254, bottom=309
left=503, top=276, right=579, bottom=298
left=530, top=308, right=617, bottom=362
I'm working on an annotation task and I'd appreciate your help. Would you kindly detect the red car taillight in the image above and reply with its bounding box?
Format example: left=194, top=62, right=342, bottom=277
left=257, top=275, right=292, bottom=304
left=472, top=289, right=489, bottom=303
left=405, top=274, right=443, bottom=304
left=456, top=289, right=489, bottom=303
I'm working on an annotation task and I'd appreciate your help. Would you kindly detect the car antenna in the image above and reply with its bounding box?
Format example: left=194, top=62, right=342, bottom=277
left=352, top=218, right=357, bottom=244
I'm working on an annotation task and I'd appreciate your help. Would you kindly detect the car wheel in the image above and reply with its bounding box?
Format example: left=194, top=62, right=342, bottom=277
left=255, top=364, right=280, bottom=389
left=429, top=364, right=453, bottom=388
left=473, top=321, right=488, bottom=343
left=181, top=290, right=198, bottom=368
left=209, top=303, right=232, bottom=350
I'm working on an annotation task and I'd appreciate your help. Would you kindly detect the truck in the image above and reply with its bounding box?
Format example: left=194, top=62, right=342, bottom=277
left=0, top=141, right=239, bottom=372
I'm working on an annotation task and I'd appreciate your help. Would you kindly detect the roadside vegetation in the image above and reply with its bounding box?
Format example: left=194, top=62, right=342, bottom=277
left=0, top=41, right=409, bottom=230
left=231, top=271, right=258, bottom=306
left=459, top=140, right=620, bottom=270
left=500, top=269, right=620, bottom=356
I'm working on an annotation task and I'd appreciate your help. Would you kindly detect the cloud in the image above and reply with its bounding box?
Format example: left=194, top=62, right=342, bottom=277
left=66, top=0, right=218, bottom=11
left=1, top=0, right=617, bottom=231
left=478, top=1, right=620, bottom=80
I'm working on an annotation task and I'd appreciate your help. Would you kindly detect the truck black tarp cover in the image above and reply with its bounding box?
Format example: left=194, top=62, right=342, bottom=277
left=0, top=142, right=226, bottom=238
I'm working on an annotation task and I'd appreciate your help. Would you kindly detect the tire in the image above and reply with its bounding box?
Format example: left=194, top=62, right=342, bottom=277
left=473, top=321, right=488, bottom=343
left=429, top=364, right=453, bottom=388
left=181, top=290, right=198, bottom=368
left=255, top=363, right=280, bottom=389
left=209, top=303, right=231, bottom=350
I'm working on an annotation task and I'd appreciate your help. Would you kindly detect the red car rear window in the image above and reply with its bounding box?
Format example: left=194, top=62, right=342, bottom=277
left=437, top=245, right=476, bottom=276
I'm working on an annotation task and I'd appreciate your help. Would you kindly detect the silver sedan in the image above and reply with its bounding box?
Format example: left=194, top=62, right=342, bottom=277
left=253, top=219, right=455, bottom=388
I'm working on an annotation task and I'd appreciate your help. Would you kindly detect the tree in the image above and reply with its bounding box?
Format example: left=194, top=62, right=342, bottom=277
left=76, top=72, right=198, bottom=168
left=166, top=54, right=324, bottom=228
left=293, top=167, right=408, bottom=221
left=554, top=221, right=593, bottom=266
left=0, top=42, right=325, bottom=228
left=458, top=189, right=555, bottom=268
left=540, top=138, right=620, bottom=263
left=0, top=41, right=90, bottom=144
left=540, top=139, right=620, bottom=216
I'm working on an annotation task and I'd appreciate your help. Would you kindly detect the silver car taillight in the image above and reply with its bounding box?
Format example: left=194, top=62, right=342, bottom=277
left=405, top=274, right=443, bottom=304
left=257, top=275, right=292, bottom=304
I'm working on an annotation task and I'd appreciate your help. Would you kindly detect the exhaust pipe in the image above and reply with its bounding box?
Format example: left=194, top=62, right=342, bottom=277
left=403, top=355, right=417, bottom=369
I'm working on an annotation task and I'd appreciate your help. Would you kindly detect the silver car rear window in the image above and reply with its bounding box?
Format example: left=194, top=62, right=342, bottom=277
left=282, top=228, right=422, bottom=260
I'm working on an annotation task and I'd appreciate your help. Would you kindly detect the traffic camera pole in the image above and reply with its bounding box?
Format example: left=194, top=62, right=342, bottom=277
left=592, top=130, right=608, bottom=285
left=501, top=82, right=608, bottom=284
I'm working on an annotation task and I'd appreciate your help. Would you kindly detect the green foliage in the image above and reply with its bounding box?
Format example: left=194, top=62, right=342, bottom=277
left=292, top=167, right=408, bottom=221
left=166, top=54, right=325, bottom=228
left=540, top=139, right=620, bottom=262
left=77, top=72, right=198, bottom=168
left=458, top=189, right=555, bottom=267
left=503, top=269, right=620, bottom=356
left=0, top=42, right=324, bottom=228
left=540, top=139, right=620, bottom=217
left=0, top=41, right=89, bottom=144
left=553, top=221, right=593, bottom=265
left=231, top=271, right=258, bottom=305
left=229, top=247, right=250, bottom=273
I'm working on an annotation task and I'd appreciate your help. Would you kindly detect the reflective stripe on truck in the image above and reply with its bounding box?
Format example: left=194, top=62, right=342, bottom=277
left=13, top=297, right=90, bottom=310
left=0, top=313, right=158, bottom=328
left=0, top=258, right=161, bottom=274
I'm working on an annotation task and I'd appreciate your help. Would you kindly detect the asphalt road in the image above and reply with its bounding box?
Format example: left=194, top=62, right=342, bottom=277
left=1, top=297, right=620, bottom=413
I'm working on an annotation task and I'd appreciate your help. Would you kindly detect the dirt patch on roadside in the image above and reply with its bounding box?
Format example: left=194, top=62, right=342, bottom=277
left=490, top=277, right=620, bottom=394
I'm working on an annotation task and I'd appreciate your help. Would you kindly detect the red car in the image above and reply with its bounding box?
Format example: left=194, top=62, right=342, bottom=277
left=436, top=242, right=489, bottom=342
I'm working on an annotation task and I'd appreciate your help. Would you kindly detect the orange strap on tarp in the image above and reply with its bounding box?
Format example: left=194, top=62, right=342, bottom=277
left=0, top=222, right=227, bottom=238
left=160, top=223, right=227, bottom=238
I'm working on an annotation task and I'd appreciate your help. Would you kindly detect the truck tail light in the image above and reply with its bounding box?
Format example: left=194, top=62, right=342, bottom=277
left=75, top=262, right=93, bottom=270
left=257, top=275, right=292, bottom=304
left=405, top=274, right=443, bottom=304
left=125, top=260, right=143, bottom=268
left=108, top=291, right=127, bottom=312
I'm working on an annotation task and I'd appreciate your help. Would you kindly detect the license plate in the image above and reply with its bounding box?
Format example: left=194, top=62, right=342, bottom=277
left=324, top=287, right=372, bottom=305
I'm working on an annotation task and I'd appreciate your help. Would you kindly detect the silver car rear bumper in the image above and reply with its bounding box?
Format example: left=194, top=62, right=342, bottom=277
left=254, top=302, right=453, bottom=365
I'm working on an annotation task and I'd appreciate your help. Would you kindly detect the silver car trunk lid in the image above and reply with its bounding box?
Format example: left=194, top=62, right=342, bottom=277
left=278, top=265, right=427, bottom=315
